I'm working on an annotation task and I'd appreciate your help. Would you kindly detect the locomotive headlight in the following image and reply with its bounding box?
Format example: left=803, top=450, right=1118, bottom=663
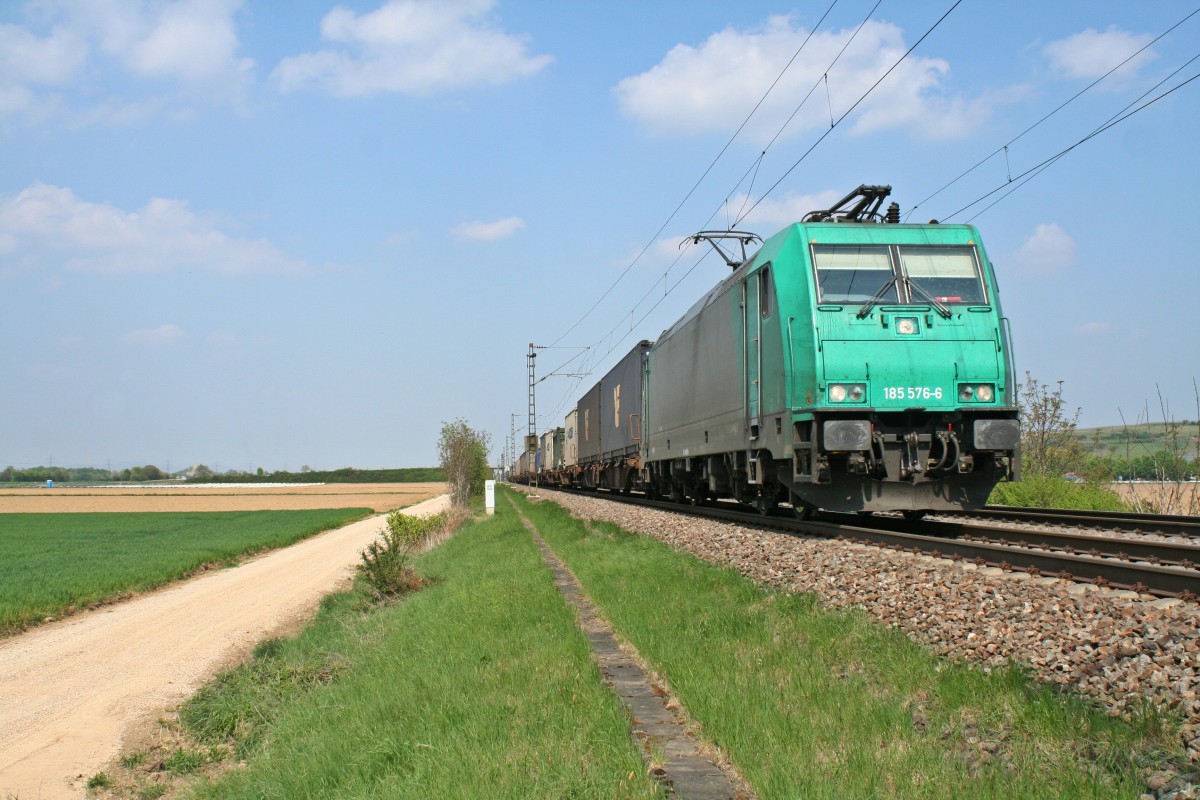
left=828, top=383, right=866, bottom=403
left=958, top=383, right=996, bottom=402
left=896, top=317, right=919, bottom=335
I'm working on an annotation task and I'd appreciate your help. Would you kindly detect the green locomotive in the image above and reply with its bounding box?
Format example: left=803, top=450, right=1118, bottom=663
left=642, top=185, right=1019, bottom=517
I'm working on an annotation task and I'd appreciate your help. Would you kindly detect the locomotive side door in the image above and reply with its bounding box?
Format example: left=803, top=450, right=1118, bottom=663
left=743, top=274, right=763, bottom=439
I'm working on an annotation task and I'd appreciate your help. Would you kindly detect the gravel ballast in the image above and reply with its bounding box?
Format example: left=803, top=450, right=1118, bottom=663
left=534, top=490, right=1200, bottom=774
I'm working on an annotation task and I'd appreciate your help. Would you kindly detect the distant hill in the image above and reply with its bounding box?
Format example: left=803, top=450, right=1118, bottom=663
left=1077, top=422, right=1199, bottom=460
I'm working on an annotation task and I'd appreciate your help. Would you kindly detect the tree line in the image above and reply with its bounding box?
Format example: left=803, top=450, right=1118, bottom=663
left=1017, top=372, right=1198, bottom=482
left=1, top=465, right=446, bottom=484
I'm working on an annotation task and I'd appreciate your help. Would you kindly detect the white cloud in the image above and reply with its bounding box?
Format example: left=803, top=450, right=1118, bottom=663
left=0, top=182, right=311, bottom=276
left=1044, top=27, right=1156, bottom=83
left=121, top=324, right=185, bottom=344
left=728, top=189, right=844, bottom=230
left=1015, top=222, right=1077, bottom=275
left=614, top=16, right=1000, bottom=143
left=0, top=0, right=252, bottom=120
left=0, top=21, right=87, bottom=84
left=450, top=216, right=525, bottom=241
left=123, top=0, right=252, bottom=82
left=1074, top=322, right=1114, bottom=336
left=272, top=0, right=552, bottom=97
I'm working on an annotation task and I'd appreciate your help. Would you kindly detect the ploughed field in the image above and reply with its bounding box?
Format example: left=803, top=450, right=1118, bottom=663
left=0, top=481, right=446, bottom=513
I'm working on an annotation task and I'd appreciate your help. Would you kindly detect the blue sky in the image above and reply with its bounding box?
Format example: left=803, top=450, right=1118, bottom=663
left=2, top=0, right=1197, bottom=472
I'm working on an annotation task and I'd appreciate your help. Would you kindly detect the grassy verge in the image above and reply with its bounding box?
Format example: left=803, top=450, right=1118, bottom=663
left=0, top=509, right=370, bottom=634
left=163, top=505, right=663, bottom=800
left=514, top=489, right=1178, bottom=799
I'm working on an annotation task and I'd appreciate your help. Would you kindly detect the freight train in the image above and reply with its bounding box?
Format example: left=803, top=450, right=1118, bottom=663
left=514, top=186, right=1020, bottom=518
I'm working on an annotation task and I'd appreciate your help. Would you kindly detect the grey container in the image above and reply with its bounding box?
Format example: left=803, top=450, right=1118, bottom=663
left=599, top=340, right=652, bottom=461
left=577, top=382, right=603, bottom=466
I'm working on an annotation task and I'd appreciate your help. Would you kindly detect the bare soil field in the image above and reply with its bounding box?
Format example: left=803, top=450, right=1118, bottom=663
left=0, top=482, right=446, bottom=514
left=1110, top=481, right=1200, bottom=514
left=0, top=492, right=451, bottom=800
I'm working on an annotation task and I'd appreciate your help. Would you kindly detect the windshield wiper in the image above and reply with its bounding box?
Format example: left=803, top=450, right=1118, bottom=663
left=856, top=275, right=900, bottom=319
left=903, top=277, right=953, bottom=319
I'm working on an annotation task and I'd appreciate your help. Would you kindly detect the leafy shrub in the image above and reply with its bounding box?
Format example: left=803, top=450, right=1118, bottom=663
left=988, top=475, right=1129, bottom=511
left=358, top=512, right=446, bottom=598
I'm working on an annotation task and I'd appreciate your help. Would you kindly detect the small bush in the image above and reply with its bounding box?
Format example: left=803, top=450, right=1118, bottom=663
left=87, top=771, right=113, bottom=789
left=988, top=475, right=1129, bottom=511
left=358, top=512, right=446, bottom=598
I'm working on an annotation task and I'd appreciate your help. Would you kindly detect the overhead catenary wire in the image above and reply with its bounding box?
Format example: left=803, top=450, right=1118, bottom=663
left=539, top=2, right=850, bottom=418
left=716, top=0, right=883, bottom=230
left=957, top=51, right=1200, bottom=222
left=905, top=6, right=1200, bottom=222
left=544, top=0, right=843, bottom=350
left=943, top=65, right=1200, bottom=222
left=735, top=0, right=963, bottom=228
left=556, top=0, right=901, bottom=377
left=545, top=0, right=963, bottom=424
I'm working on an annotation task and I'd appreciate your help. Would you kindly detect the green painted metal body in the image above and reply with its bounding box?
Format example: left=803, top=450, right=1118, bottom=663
left=773, top=222, right=1012, bottom=414
left=643, top=220, right=1019, bottom=513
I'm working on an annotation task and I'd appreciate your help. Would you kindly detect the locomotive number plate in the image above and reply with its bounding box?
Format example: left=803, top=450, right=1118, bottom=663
left=884, top=386, right=943, bottom=401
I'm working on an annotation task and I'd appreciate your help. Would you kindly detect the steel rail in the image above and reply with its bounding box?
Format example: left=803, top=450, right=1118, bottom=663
left=948, top=505, right=1200, bottom=537
left=850, top=514, right=1200, bottom=567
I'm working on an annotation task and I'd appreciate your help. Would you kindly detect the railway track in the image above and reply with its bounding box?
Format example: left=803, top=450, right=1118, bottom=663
left=529, top=486, right=1200, bottom=599
left=944, top=505, right=1200, bottom=538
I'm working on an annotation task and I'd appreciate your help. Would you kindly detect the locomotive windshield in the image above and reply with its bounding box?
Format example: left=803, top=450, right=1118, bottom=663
left=813, top=243, right=986, bottom=305
left=898, top=246, right=986, bottom=304
left=813, top=245, right=897, bottom=303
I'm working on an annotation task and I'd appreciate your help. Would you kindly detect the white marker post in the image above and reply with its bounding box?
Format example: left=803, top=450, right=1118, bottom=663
left=485, top=479, right=496, bottom=516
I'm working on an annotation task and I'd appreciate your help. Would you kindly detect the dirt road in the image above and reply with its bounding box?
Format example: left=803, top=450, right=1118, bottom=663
left=0, top=494, right=451, bottom=799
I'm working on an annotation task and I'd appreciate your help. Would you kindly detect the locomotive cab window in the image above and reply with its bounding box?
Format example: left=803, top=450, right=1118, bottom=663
left=898, top=246, right=986, bottom=304
left=813, top=245, right=896, bottom=303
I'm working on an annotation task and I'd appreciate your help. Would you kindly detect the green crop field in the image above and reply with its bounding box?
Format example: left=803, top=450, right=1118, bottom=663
left=0, top=509, right=370, bottom=634
left=1078, top=422, right=1199, bottom=459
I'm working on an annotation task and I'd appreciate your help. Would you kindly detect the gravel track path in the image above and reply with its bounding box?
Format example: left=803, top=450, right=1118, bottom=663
left=537, top=489, right=1200, bottom=769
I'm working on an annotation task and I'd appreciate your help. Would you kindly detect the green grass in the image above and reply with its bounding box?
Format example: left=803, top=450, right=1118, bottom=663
left=515, top=490, right=1177, bottom=799
left=0, top=509, right=370, bottom=634
left=180, top=505, right=664, bottom=800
